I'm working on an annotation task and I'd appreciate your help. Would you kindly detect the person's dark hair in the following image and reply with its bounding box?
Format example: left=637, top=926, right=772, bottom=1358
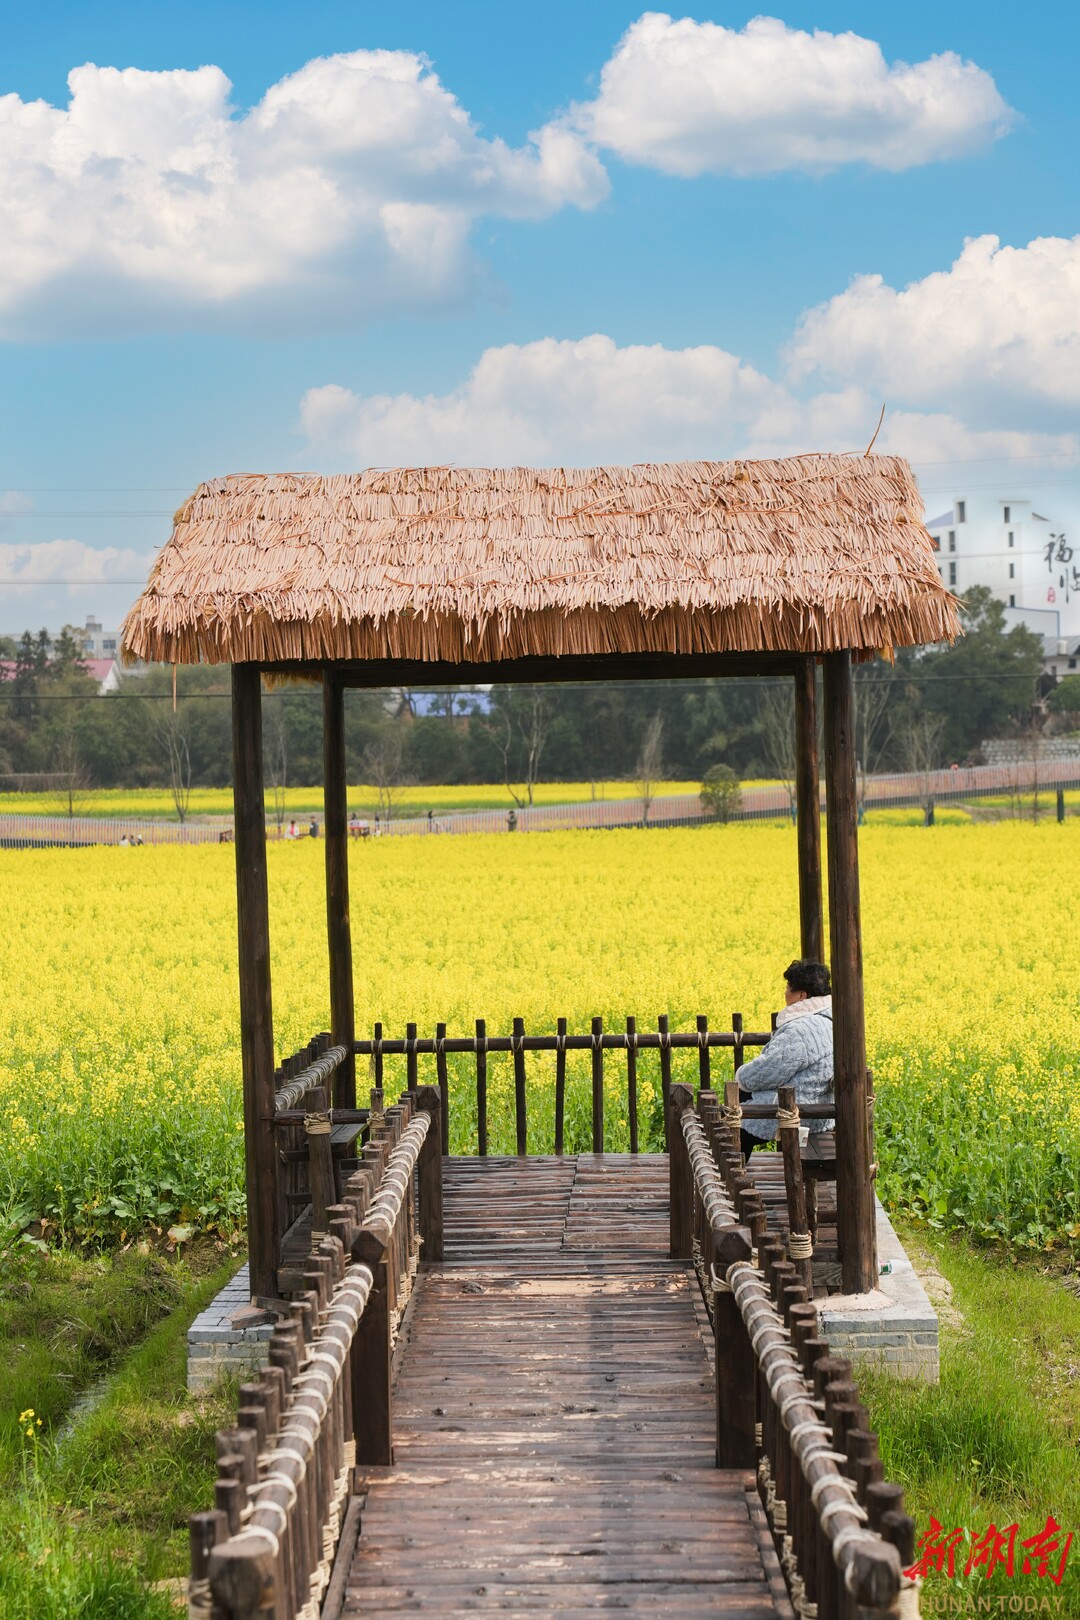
left=784, top=959, right=831, bottom=998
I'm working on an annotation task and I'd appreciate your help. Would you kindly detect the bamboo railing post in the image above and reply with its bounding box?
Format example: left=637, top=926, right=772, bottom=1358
left=475, top=1018, right=488, bottom=1156
left=626, top=1015, right=639, bottom=1154
left=658, top=1013, right=672, bottom=1147
left=554, top=1016, right=567, bottom=1156
left=513, top=1016, right=527, bottom=1156
left=712, top=1225, right=756, bottom=1467
left=416, top=1086, right=444, bottom=1262
left=777, top=1084, right=814, bottom=1295
left=435, top=1022, right=449, bottom=1155
left=591, top=1015, right=604, bottom=1152
left=351, top=1226, right=393, bottom=1465
left=323, top=671, right=356, bottom=1109
left=667, top=1083, right=694, bottom=1259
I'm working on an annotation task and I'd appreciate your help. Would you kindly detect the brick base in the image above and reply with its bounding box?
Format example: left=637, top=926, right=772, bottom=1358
left=818, top=1202, right=939, bottom=1381
left=187, top=1263, right=274, bottom=1394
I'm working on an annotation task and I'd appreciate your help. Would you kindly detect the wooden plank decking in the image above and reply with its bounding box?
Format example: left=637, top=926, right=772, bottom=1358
left=342, top=1155, right=792, bottom=1617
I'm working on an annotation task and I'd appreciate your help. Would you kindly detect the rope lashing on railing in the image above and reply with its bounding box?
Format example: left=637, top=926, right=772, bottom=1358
left=207, top=1106, right=434, bottom=1618
left=274, top=1045, right=349, bottom=1113
left=212, top=1257, right=374, bottom=1614
left=777, top=1104, right=801, bottom=1131
left=679, top=1107, right=739, bottom=1228
left=788, top=1232, right=814, bottom=1260
left=304, top=1111, right=331, bottom=1137
left=363, top=1112, right=430, bottom=1279
left=725, top=1260, right=901, bottom=1609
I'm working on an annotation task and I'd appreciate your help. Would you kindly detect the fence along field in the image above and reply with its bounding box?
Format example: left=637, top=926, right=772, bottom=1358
left=2, top=819, right=1079, bottom=1257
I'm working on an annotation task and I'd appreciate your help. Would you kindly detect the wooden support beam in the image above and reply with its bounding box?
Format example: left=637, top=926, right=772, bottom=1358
left=262, top=650, right=804, bottom=691
left=231, top=664, right=279, bottom=1302
left=794, top=656, right=824, bottom=963
left=822, top=651, right=877, bottom=1294
left=323, top=672, right=356, bottom=1109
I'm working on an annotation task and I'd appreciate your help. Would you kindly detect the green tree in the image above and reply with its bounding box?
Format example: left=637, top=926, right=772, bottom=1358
left=1047, top=675, right=1080, bottom=717
left=701, top=763, right=742, bottom=823
left=895, top=586, right=1042, bottom=763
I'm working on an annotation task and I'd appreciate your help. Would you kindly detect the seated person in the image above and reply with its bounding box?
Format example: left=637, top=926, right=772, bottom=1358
left=736, top=959, right=834, bottom=1157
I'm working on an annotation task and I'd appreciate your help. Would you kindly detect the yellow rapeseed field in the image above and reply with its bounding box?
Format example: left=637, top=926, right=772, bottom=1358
left=1, top=821, right=1078, bottom=1251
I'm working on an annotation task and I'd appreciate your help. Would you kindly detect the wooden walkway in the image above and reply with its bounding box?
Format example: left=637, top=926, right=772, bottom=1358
left=342, top=1155, right=792, bottom=1617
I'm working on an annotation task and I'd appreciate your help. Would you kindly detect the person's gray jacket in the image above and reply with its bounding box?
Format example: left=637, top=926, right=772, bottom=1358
left=738, top=997, right=834, bottom=1141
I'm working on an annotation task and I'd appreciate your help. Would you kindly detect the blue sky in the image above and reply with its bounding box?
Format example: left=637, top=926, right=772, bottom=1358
left=1, top=0, right=1078, bottom=630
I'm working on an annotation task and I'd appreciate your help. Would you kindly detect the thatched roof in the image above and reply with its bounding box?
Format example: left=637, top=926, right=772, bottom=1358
left=121, top=455, right=958, bottom=667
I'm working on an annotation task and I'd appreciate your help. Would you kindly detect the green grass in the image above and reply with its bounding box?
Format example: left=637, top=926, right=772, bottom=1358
left=862, top=1224, right=1080, bottom=1615
left=0, top=1242, right=240, bottom=1616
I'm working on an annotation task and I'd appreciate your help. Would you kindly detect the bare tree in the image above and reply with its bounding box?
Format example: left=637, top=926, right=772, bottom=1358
left=898, top=711, right=946, bottom=825
left=636, top=713, right=664, bottom=824
left=758, top=684, right=797, bottom=820
left=266, top=700, right=289, bottom=837
left=361, top=728, right=411, bottom=821
left=151, top=706, right=193, bottom=823
left=853, top=664, right=899, bottom=812
left=51, top=723, right=91, bottom=818
left=497, top=690, right=551, bottom=808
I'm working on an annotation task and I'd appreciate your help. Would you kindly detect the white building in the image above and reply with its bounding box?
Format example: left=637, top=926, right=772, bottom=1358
left=926, top=494, right=1080, bottom=638
left=80, top=614, right=122, bottom=659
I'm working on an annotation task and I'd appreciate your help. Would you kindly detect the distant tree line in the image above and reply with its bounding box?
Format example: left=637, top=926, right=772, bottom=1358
left=0, top=590, right=1046, bottom=808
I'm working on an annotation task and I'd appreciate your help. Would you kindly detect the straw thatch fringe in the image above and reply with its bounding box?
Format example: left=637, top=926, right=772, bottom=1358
left=121, top=455, right=959, bottom=666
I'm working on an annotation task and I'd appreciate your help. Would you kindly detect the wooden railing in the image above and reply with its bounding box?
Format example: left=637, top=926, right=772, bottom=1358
left=668, top=1083, right=916, bottom=1620
left=189, top=1087, right=442, bottom=1620
left=354, top=1013, right=774, bottom=1154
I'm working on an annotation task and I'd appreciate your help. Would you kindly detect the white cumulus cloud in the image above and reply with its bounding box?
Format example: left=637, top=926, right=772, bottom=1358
left=0, top=51, right=607, bottom=338
left=299, top=334, right=1077, bottom=471
left=569, top=12, right=1013, bottom=176
left=789, top=234, right=1080, bottom=419
left=0, top=540, right=155, bottom=632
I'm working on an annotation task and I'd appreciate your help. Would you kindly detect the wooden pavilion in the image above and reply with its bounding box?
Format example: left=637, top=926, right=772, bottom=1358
left=122, top=453, right=958, bottom=1303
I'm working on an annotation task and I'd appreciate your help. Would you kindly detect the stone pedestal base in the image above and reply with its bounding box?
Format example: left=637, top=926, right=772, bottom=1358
left=187, top=1263, right=274, bottom=1393
left=818, top=1201, right=939, bottom=1381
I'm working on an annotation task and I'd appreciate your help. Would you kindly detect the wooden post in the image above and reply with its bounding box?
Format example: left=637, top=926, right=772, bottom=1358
left=475, top=1018, right=488, bottom=1157
left=591, top=1015, right=604, bottom=1153
left=658, top=1013, right=672, bottom=1149
left=435, top=1022, right=450, bottom=1155
left=554, top=1016, right=567, bottom=1156
left=794, top=657, right=824, bottom=963
left=777, top=1084, right=814, bottom=1295
left=822, top=651, right=877, bottom=1293
left=667, top=1083, right=693, bottom=1259
left=305, top=1084, right=336, bottom=1239
left=513, top=1016, right=527, bottom=1156
left=351, top=1227, right=393, bottom=1464
left=713, top=1225, right=756, bottom=1467
left=323, top=671, right=356, bottom=1109
left=231, top=664, right=279, bottom=1303
left=416, top=1086, right=444, bottom=1262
